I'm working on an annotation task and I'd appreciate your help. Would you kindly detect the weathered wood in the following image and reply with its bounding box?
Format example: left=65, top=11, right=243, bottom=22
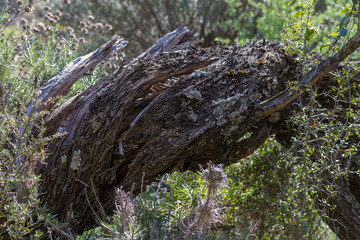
left=36, top=26, right=222, bottom=233
left=40, top=38, right=296, bottom=232
left=134, top=24, right=195, bottom=60
left=33, top=26, right=360, bottom=237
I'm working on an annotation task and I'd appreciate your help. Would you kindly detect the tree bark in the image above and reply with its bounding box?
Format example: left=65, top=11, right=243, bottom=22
left=33, top=26, right=360, bottom=237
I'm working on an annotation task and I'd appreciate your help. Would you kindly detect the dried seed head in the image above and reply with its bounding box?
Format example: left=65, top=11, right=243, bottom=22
left=91, top=24, right=98, bottom=30
left=16, top=9, right=21, bottom=14
left=49, top=18, right=57, bottom=24
left=96, top=23, right=103, bottom=28
left=55, top=10, right=63, bottom=17
left=21, top=17, right=27, bottom=24
left=80, top=21, right=86, bottom=28
left=67, top=26, right=74, bottom=32
left=37, top=22, right=46, bottom=31
left=43, top=5, right=51, bottom=11
left=114, top=187, right=136, bottom=232
left=88, top=15, right=94, bottom=21
left=105, top=23, right=113, bottom=31
left=69, top=33, right=76, bottom=39
left=70, top=43, right=77, bottom=50
left=54, top=16, right=60, bottom=21
left=17, top=0, right=23, bottom=6
left=63, top=0, right=71, bottom=4
left=81, top=28, right=89, bottom=34
left=106, top=62, right=112, bottom=68
left=33, top=27, right=40, bottom=33
left=24, top=5, right=33, bottom=13
left=201, top=162, right=228, bottom=193
left=46, top=12, right=54, bottom=18
left=21, top=35, right=27, bottom=41
left=79, top=37, right=86, bottom=44
left=59, top=40, right=65, bottom=45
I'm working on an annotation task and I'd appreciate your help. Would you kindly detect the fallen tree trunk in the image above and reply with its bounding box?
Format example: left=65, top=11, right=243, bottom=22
left=33, top=26, right=360, bottom=237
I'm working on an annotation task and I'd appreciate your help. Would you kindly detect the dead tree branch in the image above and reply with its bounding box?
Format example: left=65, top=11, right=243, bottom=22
left=30, top=26, right=360, bottom=236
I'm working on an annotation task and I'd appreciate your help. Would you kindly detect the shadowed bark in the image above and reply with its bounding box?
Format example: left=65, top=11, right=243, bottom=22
left=32, top=26, right=360, bottom=237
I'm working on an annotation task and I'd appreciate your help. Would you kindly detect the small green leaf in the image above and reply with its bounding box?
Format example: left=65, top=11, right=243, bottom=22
left=320, top=43, right=331, bottom=52
left=338, top=28, right=348, bottom=36
left=329, top=31, right=338, bottom=36
left=340, top=16, right=347, bottom=29
left=294, top=11, right=304, bottom=18
left=305, top=28, right=316, bottom=41
left=339, top=7, right=350, bottom=14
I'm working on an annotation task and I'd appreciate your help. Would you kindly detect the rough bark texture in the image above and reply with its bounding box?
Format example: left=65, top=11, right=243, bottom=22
left=33, top=26, right=360, bottom=238
left=323, top=170, right=360, bottom=240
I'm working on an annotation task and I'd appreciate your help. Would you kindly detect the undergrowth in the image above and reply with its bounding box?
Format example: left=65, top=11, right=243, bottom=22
left=0, top=0, right=354, bottom=239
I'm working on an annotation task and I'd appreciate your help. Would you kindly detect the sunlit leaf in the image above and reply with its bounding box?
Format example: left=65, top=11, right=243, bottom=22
left=339, top=7, right=350, bottom=14
left=294, top=11, right=304, bottom=18
left=320, top=43, right=331, bottom=52
left=306, top=28, right=316, bottom=41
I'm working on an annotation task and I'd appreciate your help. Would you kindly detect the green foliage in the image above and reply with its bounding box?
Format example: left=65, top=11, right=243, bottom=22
left=0, top=2, right=98, bottom=238
left=48, top=0, right=290, bottom=58
left=79, top=142, right=336, bottom=239
left=0, top=98, right=69, bottom=238
left=279, top=0, right=360, bottom=59
left=221, top=139, right=332, bottom=239
left=0, top=0, right=359, bottom=239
